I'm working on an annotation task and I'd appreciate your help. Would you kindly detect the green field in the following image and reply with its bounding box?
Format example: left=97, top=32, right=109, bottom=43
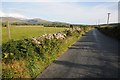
left=2, top=26, right=67, bottom=43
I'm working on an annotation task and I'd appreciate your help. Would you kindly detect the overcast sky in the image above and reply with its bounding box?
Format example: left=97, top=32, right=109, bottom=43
left=0, top=0, right=119, bottom=25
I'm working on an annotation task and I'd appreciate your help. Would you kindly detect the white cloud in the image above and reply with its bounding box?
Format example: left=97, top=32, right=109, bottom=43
left=0, top=11, right=6, bottom=17
left=7, top=13, right=28, bottom=18
left=0, top=10, right=28, bottom=19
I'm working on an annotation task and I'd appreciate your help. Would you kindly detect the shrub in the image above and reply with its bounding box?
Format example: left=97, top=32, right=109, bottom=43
left=2, top=39, right=40, bottom=61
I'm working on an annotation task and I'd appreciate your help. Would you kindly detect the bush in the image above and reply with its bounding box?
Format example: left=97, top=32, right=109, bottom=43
left=2, top=36, right=63, bottom=63
left=2, top=39, right=41, bottom=61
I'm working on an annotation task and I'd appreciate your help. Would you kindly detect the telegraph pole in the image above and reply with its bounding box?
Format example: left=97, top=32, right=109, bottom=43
left=98, top=19, right=100, bottom=27
left=7, top=20, right=11, bottom=41
left=44, top=26, right=46, bottom=34
left=107, top=13, right=111, bottom=26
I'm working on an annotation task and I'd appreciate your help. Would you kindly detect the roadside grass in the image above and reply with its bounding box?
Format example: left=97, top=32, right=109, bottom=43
left=2, top=26, right=67, bottom=43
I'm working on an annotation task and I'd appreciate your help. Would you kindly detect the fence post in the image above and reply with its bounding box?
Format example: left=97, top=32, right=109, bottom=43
left=7, top=21, right=11, bottom=41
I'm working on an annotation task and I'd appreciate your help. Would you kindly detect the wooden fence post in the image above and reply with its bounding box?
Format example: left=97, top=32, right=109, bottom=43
left=7, top=21, right=11, bottom=41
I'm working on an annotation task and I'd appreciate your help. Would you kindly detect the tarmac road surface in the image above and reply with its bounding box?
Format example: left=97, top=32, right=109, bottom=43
left=36, top=29, right=119, bottom=78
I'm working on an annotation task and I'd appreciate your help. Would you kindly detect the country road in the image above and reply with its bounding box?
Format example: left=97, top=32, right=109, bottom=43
left=36, top=29, right=119, bottom=78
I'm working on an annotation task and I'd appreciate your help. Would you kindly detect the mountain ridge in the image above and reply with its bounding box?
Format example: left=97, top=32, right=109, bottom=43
left=0, top=17, right=69, bottom=26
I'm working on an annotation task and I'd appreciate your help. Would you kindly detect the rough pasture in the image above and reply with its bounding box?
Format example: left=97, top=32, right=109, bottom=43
left=2, top=26, right=67, bottom=43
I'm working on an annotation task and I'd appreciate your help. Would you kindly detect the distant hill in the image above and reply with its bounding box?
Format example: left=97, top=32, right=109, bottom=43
left=23, top=18, right=53, bottom=25
left=0, top=17, right=70, bottom=26
left=0, top=17, right=23, bottom=22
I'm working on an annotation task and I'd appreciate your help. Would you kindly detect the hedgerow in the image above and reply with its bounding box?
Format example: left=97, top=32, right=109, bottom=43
left=2, top=27, right=93, bottom=78
left=97, top=26, right=120, bottom=40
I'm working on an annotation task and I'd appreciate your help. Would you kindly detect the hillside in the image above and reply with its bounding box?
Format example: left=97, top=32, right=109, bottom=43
left=0, top=17, right=23, bottom=22
left=0, top=17, right=70, bottom=26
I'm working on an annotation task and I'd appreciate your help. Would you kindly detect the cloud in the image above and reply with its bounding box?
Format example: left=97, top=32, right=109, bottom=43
left=0, top=11, right=6, bottom=17
left=0, top=10, right=28, bottom=19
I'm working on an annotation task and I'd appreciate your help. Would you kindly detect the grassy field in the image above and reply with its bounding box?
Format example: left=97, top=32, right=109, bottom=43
left=2, top=26, right=67, bottom=43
